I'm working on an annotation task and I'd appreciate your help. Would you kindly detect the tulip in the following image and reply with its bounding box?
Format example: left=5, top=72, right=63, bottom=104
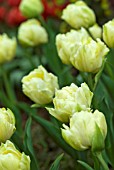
left=19, top=0, right=44, bottom=18
left=103, top=19, right=114, bottom=48
left=6, top=7, right=26, bottom=27
left=56, top=28, right=89, bottom=64
left=18, top=19, right=48, bottom=46
left=0, top=108, right=16, bottom=142
left=62, top=110, right=107, bottom=151
left=47, top=83, right=93, bottom=122
left=89, top=24, right=102, bottom=39
left=0, top=140, right=30, bottom=170
left=0, top=34, right=17, bottom=64
left=70, top=38, right=109, bottom=73
left=22, top=65, right=59, bottom=105
left=62, top=1, right=96, bottom=29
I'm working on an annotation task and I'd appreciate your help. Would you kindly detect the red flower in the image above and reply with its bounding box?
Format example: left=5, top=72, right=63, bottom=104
left=7, top=0, right=21, bottom=7
left=6, top=7, right=26, bottom=27
left=41, top=0, right=69, bottom=19
left=0, top=7, right=6, bottom=21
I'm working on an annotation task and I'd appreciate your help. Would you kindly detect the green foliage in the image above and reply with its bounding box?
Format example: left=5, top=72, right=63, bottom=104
left=0, top=1, right=114, bottom=170
left=77, top=160, right=94, bottom=170
left=49, top=154, right=64, bottom=170
left=24, top=117, right=39, bottom=170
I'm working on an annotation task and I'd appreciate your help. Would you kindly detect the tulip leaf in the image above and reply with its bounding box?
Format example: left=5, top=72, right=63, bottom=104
left=42, top=19, right=73, bottom=86
left=24, top=117, right=39, bottom=170
left=31, top=103, right=53, bottom=108
left=101, top=73, right=114, bottom=103
left=104, top=48, right=114, bottom=80
left=49, top=153, right=64, bottom=170
left=91, top=76, right=114, bottom=166
left=31, top=103, right=42, bottom=108
left=77, top=160, right=94, bottom=170
left=42, top=21, right=63, bottom=75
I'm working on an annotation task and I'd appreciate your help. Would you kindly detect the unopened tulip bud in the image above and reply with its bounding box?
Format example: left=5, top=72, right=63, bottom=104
left=62, top=1, right=96, bottom=29
left=89, top=24, right=102, bottom=39
left=103, top=19, right=114, bottom=48
left=61, top=110, right=107, bottom=151
left=47, top=83, right=93, bottom=122
left=0, top=108, right=16, bottom=142
left=20, top=0, right=43, bottom=18
left=0, top=34, right=17, bottom=64
left=22, top=65, right=59, bottom=105
left=0, top=140, right=30, bottom=170
left=18, top=19, right=48, bottom=46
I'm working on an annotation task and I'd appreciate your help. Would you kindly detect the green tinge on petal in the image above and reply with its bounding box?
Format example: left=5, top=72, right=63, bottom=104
left=91, top=123, right=105, bottom=152
left=46, top=108, right=69, bottom=123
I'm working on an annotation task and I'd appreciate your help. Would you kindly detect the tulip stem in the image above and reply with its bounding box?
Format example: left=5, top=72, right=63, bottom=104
left=93, top=58, right=107, bottom=92
left=92, top=153, right=100, bottom=170
left=25, top=48, right=36, bottom=69
left=1, top=65, right=15, bottom=103
left=96, top=152, right=109, bottom=170
left=1, top=65, right=23, bottom=135
left=87, top=73, right=94, bottom=91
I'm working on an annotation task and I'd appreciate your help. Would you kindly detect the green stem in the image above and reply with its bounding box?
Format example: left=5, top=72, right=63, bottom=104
left=1, top=65, right=15, bottom=103
left=1, top=65, right=23, bottom=135
left=87, top=73, right=94, bottom=91
left=25, top=48, right=35, bottom=69
left=92, top=153, right=100, bottom=170
left=93, top=58, right=107, bottom=92
left=38, top=15, right=47, bottom=28
left=96, top=153, right=109, bottom=170
left=34, top=46, right=43, bottom=65
left=0, top=81, right=9, bottom=106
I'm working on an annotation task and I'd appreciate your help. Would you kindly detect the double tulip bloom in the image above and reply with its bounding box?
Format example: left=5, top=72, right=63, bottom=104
left=0, top=34, right=17, bottom=64
left=0, top=108, right=16, bottom=142
left=62, top=110, right=107, bottom=152
left=0, top=140, right=30, bottom=170
left=47, top=82, right=107, bottom=152
left=103, top=19, right=114, bottom=48
left=19, top=0, right=43, bottom=18
left=89, top=24, right=102, bottom=39
left=18, top=19, right=48, bottom=47
left=70, top=37, right=109, bottom=73
left=62, top=1, right=96, bottom=29
left=56, top=28, right=89, bottom=65
left=56, top=28, right=109, bottom=73
left=22, top=65, right=59, bottom=105
left=56, top=0, right=110, bottom=73
left=47, top=83, right=93, bottom=122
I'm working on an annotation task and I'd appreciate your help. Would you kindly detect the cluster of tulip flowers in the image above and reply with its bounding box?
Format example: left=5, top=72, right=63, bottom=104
left=0, top=0, right=114, bottom=169
left=0, top=0, right=74, bottom=27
